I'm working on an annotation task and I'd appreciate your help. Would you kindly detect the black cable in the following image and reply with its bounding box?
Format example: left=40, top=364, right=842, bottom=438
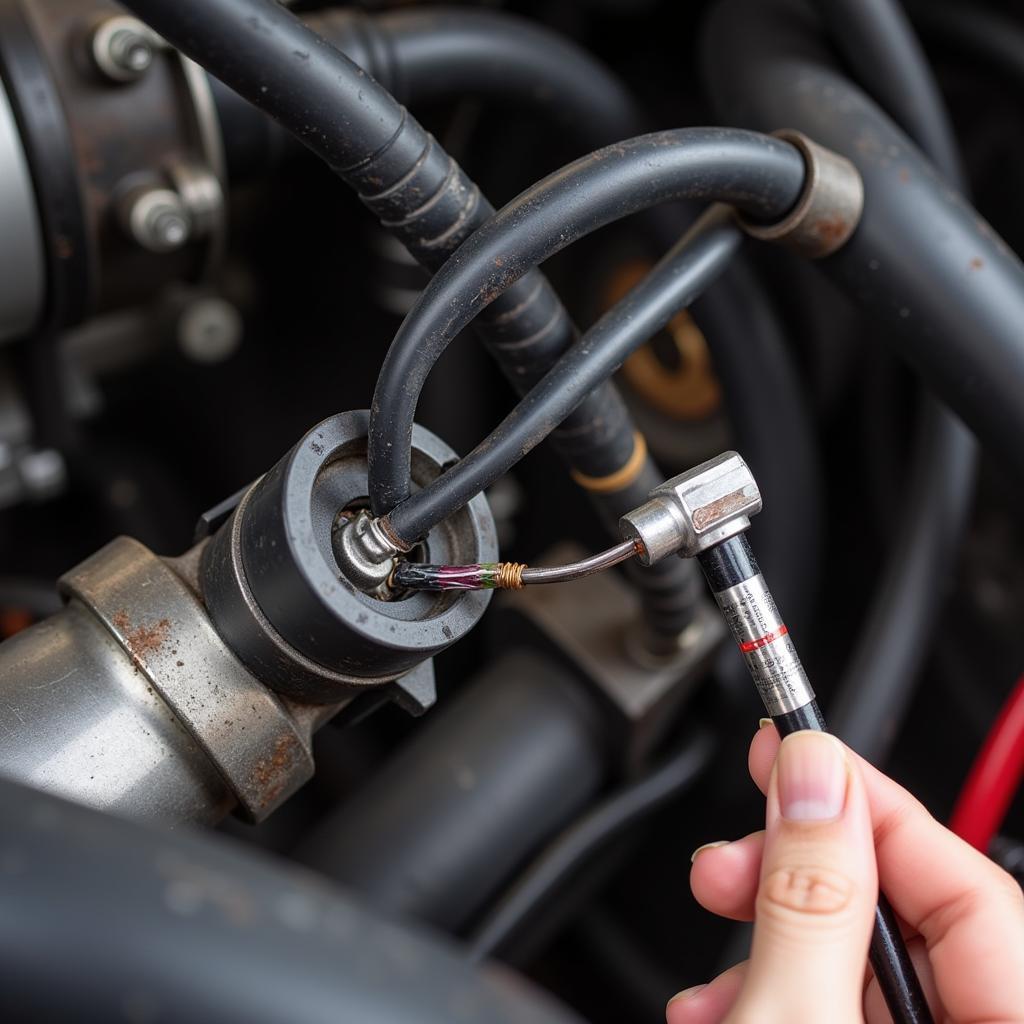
left=123, top=0, right=703, bottom=640
left=466, top=730, right=715, bottom=963
left=366, top=127, right=806, bottom=534
left=387, top=207, right=742, bottom=541
left=308, top=6, right=641, bottom=151
left=697, top=533, right=933, bottom=1024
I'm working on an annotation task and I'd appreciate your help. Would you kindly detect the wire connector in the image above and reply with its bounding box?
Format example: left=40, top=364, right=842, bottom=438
left=619, top=452, right=761, bottom=565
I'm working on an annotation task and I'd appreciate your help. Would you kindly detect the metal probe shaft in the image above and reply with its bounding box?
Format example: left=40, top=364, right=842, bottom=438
left=698, top=532, right=933, bottom=1024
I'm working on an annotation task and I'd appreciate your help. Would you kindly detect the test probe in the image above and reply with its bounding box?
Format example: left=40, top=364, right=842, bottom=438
left=394, top=451, right=934, bottom=1023
left=619, top=452, right=934, bottom=1024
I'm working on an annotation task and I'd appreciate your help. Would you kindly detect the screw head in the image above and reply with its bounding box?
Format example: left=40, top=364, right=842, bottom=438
left=120, top=187, right=192, bottom=253
left=91, top=17, right=157, bottom=83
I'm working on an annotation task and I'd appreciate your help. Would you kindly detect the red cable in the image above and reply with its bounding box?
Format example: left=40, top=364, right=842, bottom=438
left=950, top=674, right=1024, bottom=852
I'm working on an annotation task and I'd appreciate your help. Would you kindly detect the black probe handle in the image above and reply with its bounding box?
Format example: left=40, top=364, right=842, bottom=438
left=699, top=536, right=933, bottom=1024
left=773, top=704, right=933, bottom=1024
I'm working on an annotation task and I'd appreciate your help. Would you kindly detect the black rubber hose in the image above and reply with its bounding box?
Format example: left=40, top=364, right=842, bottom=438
left=387, top=207, right=742, bottom=541
left=466, top=730, right=715, bottom=962
left=367, top=127, right=806, bottom=534
left=0, top=777, right=582, bottom=1024
left=123, top=0, right=701, bottom=638
left=703, top=2, right=1024, bottom=476
left=810, top=0, right=965, bottom=186
left=796, top=0, right=978, bottom=762
left=699, top=2, right=1022, bottom=768
left=307, top=6, right=641, bottom=150
left=294, top=650, right=608, bottom=933
left=911, top=1, right=1024, bottom=93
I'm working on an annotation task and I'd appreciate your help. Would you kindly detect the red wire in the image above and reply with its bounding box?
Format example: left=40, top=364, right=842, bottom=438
left=950, top=674, right=1024, bottom=852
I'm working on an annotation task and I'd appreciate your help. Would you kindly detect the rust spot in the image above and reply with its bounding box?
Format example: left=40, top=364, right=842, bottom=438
left=692, top=488, right=754, bottom=531
left=969, top=257, right=984, bottom=271
left=812, top=216, right=848, bottom=244
left=250, top=734, right=298, bottom=807
left=112, top=610, right=171, bottom=667
left=898, top=167, right=910, bottom=184
left=53, top=235, right=73, bottom=260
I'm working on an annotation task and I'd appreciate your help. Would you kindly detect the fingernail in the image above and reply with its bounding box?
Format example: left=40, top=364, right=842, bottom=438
left=690, top=840, right=730, bottom=863
left=776, top=732, right=848, bottom=821
left=667, top=984, right=707, bottom=1005
left=758, top=717, right=774, bottom=730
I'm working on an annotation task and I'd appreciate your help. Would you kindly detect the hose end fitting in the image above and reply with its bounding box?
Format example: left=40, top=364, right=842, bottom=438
left=333, top=510, right=406, bottom=598
left=738, top=129, right=864, bottom=258
left=619, top=451, right=761, bottom=565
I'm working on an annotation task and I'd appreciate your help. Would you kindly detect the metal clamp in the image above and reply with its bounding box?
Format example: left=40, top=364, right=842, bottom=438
left=60, top=537, right=315, bottom=821
left=738, top=129, right=864, bottom=258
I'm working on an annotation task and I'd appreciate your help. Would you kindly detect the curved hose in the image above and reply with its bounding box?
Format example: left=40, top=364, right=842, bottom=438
left=367, top=128, right=806, bottom=531
left=805, top=0, right=978, bottom=761
left=387, top=207, right=742, bottom=541
left=308, top=6, right=641, bottom=150
left=701, top=0, right=1002, bottom=764
left=124, top=0, right=703, bottom=639
left=0, top=777, right=582, bottom=1024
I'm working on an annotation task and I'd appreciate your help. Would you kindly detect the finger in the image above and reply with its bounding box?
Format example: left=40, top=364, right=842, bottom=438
left=666, top=961, right=748, bottom=1024
left=750, top=723, right=1024, bottom=1021
left=690, top=831, right=764, bottom=921
left=730, top=731, right=876, bottom=1023
left=862, top=936, right=943, bottom=1024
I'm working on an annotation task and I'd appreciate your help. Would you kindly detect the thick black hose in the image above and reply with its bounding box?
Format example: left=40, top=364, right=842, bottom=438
left=911, top=2, right=1024, bottom=93
left=0, top=777, right=582, bottom=1024
left=388, top=207, right=742, bottom=541
left=124, top=0, right=701, bottom=637
left=294, top=651, right=607, bottom=933
left=466, top=730, right=715, bottom=962
left=700, top=1, right=1017, bottom=768
left=367, top=127, right=806, bottom=533
left=811, top=0, right=965, bottom=187
left=307, top=6, right=641, bottom=150
left=795, top=3, right=977, bottom=764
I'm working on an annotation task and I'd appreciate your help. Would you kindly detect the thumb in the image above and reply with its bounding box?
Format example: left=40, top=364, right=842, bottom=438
left=728, top=731, right=877, bottom=1024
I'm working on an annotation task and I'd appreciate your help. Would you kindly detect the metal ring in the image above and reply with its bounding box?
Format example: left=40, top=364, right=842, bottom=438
left=737, top=129, right=864, bottom=259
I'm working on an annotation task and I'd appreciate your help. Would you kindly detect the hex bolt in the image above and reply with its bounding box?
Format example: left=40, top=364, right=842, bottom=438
left=91, top=16, right=159, bottom=84
left=119, top=187, right=192, bottom=254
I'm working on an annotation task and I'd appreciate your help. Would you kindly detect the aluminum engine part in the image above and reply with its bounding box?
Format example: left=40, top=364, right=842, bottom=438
left=201, top=410, right=498, bottom=704
left=0, top=536, right=329, bottom=825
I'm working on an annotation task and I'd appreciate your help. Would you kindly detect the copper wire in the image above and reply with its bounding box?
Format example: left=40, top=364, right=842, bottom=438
left=495, top=562, right=526, bottom=590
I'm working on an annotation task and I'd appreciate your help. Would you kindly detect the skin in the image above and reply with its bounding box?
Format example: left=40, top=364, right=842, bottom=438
left=668, top=724, right=1024, bottom=1024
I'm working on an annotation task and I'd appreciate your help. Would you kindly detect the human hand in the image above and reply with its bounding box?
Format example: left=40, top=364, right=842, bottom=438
left=668, top=724, right=1024, bottom=1023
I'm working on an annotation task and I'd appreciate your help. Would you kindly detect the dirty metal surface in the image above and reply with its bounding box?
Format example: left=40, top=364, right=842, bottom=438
left=60, top=536, right=315, bottom=820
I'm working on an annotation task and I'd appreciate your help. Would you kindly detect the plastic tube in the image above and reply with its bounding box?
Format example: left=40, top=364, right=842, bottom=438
left=386, top=207, right=743, bottom=541
left=366, top=128, right=806, bottom=530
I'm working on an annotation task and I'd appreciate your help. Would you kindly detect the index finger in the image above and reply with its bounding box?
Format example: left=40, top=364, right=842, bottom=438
left=749, top=724, right=1024, bottom=1023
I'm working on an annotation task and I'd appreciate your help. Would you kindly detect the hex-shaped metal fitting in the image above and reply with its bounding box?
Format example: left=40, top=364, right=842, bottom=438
left=619, top=451, right=761, bottom=564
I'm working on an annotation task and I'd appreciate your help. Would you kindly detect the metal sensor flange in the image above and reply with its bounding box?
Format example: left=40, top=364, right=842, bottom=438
left=737, top=129, right=864, bottom=258
left=619, top=451, right=762, bottom=565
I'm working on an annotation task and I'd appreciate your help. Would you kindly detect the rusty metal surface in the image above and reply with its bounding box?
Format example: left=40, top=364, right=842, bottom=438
left=502, top=542, right=724, bottom=770
left=60, top=536, right=316, bottom=821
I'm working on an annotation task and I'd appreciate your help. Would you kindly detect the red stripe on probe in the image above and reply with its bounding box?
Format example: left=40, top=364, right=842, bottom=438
left=739, top=624, right=789, bottom=653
